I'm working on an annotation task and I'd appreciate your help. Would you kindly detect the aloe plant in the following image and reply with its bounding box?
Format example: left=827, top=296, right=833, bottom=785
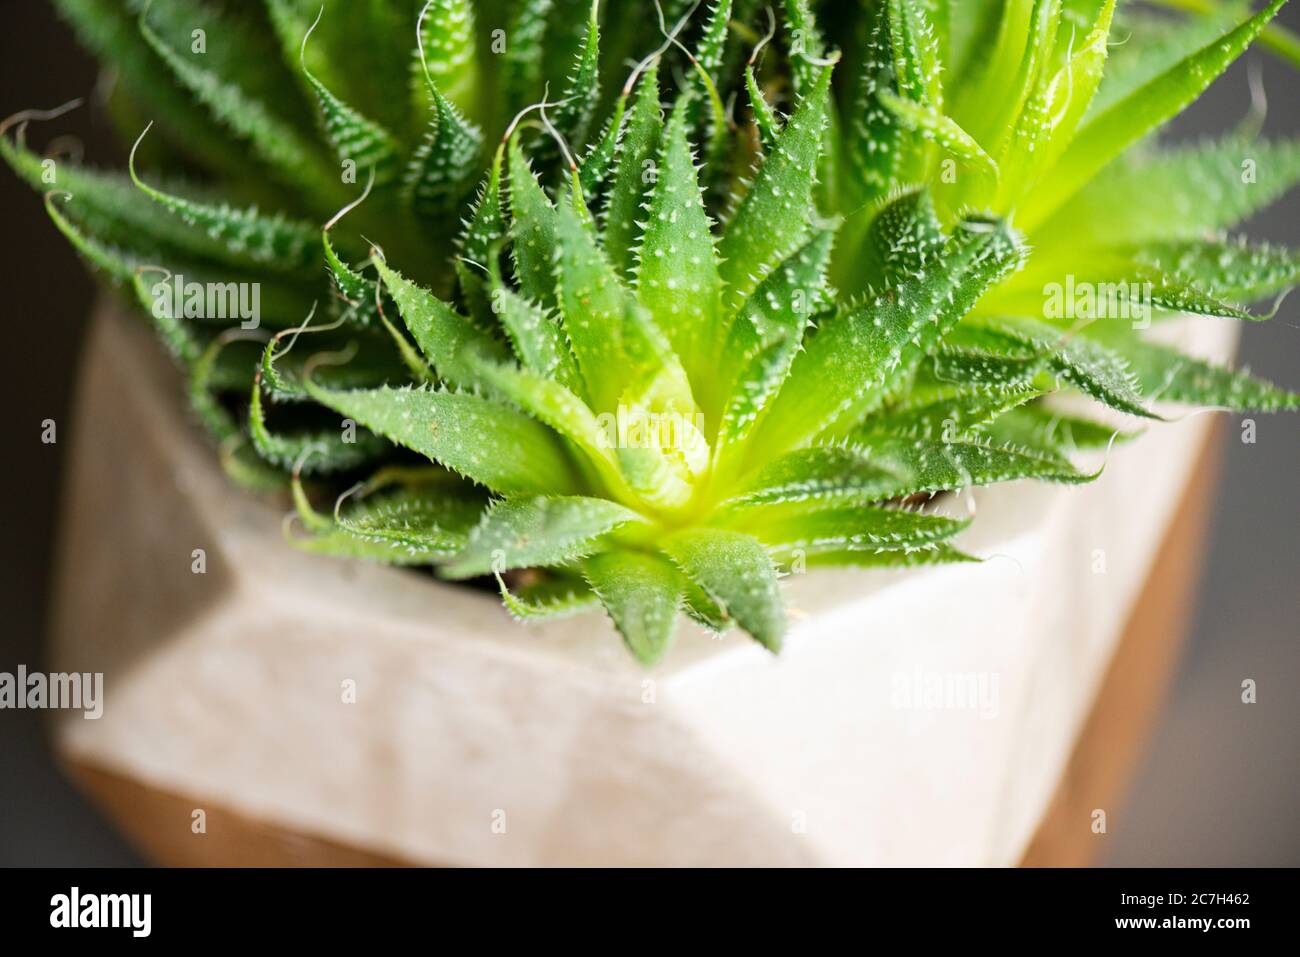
left=6, top=0, right=1300, bottom=663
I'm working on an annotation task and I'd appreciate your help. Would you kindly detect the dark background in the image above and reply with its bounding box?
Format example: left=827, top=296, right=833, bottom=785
left=1, top=2, right=1297, bottom=867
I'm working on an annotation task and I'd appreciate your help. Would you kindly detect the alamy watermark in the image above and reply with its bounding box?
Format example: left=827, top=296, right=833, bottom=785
left=0, top=665, right=103, bottom=719
left=50, top=887, right=150, bottom=937
left=891, top=669, right=1000, bottom=720
left=594, top=404, right=708, bottom=457
left=1044, top=275, right=1153, bottom=329
left=151, top=272, right=260, bottom=329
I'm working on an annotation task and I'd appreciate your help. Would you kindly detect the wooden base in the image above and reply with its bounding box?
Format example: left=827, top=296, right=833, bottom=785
left=1020, top=422, right=1222, bottom=866
left=62, top=759, right=413, bottom=867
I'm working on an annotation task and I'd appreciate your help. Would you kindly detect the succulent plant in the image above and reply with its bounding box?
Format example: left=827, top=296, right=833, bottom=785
left=7, top=0, right=1300, bottom=663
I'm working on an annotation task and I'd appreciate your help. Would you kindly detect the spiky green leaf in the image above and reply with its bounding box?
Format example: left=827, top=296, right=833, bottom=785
left=443, top=495, right=644, bottom=578
left=661, top=528, right=785, bottom=651
left=756, top=217, right=1024, bottom=452
left=584, top=550, right=683, bottom=664
left=374, top=258, right=509, bottom=389
left=718, top=65, right=831, bottom=314
left=303, top=384, right=580, bottom=495
left=1021, top=0, right=1287, bottom=228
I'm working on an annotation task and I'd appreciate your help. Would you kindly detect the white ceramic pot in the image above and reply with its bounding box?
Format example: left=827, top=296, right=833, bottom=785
left=47, top=302, right=1235, bottom=866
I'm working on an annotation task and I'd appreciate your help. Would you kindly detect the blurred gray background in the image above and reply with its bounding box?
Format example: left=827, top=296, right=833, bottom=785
left=1, top=2, right=1296, bottom=866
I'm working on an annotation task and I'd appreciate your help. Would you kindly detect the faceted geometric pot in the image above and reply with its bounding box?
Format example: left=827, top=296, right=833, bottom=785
left=48, top=301, right=1233, bottom=866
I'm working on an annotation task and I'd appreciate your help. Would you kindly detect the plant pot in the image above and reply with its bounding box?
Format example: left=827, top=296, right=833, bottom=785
left=47, top=299, right=1234, bottom=867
